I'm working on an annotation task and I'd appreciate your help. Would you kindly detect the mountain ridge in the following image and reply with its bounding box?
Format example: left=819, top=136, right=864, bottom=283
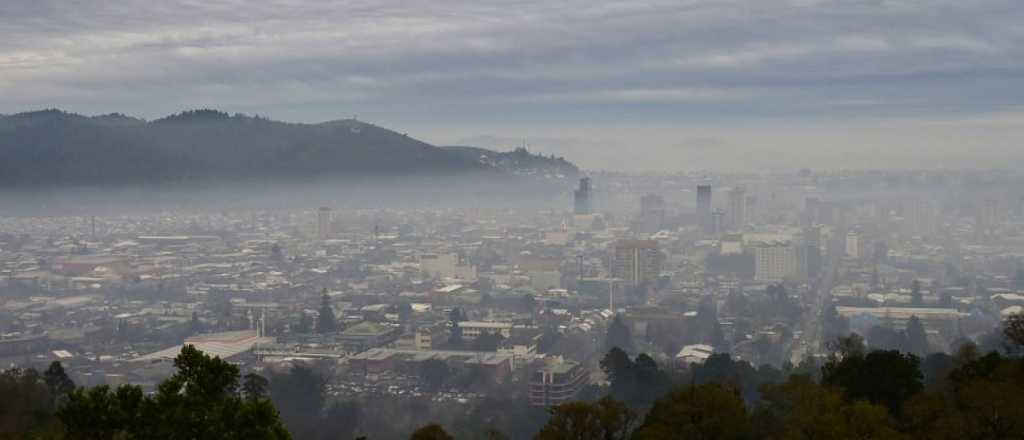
left=0, top=109, right=578, bottom=187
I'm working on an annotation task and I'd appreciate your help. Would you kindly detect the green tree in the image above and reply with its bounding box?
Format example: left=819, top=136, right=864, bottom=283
left=57, top=344, right=291, bottom=439
left=322, top=401, right=362, bottom=440
left=754, top=375, right=904, bottom=440
left=605, top=315, right=635, bottom=354
left=242, top=373, right=269, bottom=401
left=598, top=348, right=672, bottom=409
left=269, top=365, right=324, bottom=438
left=43, top=361, right=75, bottom=404
left=58, top=384, right=145, bottom=439
left=691, top=353, right=776, bottom=404
left=903, top=352, right=1024, bottom=439
left=1004, top=312, right=1024, bottom=349
left=600, top=348, right=636, bottom=401
left=921, top=352, right=954, bottom=388
left=822, top=349, right=923, bottom=415
left=827, top=333, right=866, bottom=358
left=632, top=383, right=751, bottom=440
left=410, top=423, right=454, bottom=440
left=0, top=367, right=62, bottom=438
left=534, top=396, right=635, bottom=440
left=316, top=289, right=337, bottom=334
left=905, top=316, right=929, bottom=357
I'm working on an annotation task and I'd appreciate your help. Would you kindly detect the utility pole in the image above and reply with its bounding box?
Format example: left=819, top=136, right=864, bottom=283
left=608, top=279, right=614, bottom=312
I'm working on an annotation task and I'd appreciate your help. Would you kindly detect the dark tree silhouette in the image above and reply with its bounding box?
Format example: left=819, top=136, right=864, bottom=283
left=605, top=314, right=635, bottom=354
left=243, top=373, right=269, bottom=401
left=905, top=316, right=929, bottom=357
left=632, top=383, right=751, bottom=440
left=57, top=345, right=291, bottom=439
left=535, top=396, right=635, bottom=440
left=316, top=289, right=337, bottom=334
left=269, top=365, right=324, bottom=438
left=823, top=349, right=923, bottom=414
left=43, top=361, right=75, bottom=404
left=410, top=423, right=454, bottom=440
left=1004, top=312, right=1024, bottom=348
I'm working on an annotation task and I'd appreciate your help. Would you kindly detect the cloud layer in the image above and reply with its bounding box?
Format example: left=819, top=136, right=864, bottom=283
left=1, top=0, right=1022, bottom=169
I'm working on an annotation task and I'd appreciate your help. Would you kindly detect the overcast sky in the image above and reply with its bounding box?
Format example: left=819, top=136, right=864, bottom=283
left=2, top=0, right=1022, bottom=170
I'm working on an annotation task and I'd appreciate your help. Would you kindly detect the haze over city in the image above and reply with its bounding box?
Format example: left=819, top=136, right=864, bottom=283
left=3, top=1, right=1024, bottom=440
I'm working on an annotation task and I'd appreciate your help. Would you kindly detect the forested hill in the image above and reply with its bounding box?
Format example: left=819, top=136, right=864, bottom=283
left=444, top=146, right=578, bottom=179
left=0, top=109, right=577, bottom=187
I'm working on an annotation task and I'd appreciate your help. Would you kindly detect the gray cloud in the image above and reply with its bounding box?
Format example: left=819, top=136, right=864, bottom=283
left=1, top=0, right=1022, bottom=169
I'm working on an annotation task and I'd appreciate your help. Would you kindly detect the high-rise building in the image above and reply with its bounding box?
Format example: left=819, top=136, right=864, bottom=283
left=753, top=242, right=798, bottom=282
left=710, top=209, right=726, bottom=236
left=316, top=207, right=331, bottom=240
left=904, top=199, right=935, bottom=236
left=639, top=193, right=666, bottom=233
left=803, top=197, right=821, bottom=226
left=728, top=186, right=747, bottom=230
left=612, top=239, right=661, bottom=286
left=696, top=185, right=712, bottom=233
left=976, top=199, right=999, bottom=241
left=573, top=177, right=592, bottom=215
left=801, top=226, right=822, bottom=279
left=845, top=231, right=861, bottom=259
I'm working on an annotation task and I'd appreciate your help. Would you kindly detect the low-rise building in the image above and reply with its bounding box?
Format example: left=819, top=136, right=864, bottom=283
left=349, top=348, right=514, bottom=382
left=458, top=321, right=514, bottom=338
left=675, top=344, right=715, bottom=366
left=528, top=359, right=588, bottom=406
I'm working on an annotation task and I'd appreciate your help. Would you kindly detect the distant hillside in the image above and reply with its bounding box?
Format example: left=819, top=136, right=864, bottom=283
left=444, top=146, right=578, bottom=179
left=0, top=109, right=576, bottom=187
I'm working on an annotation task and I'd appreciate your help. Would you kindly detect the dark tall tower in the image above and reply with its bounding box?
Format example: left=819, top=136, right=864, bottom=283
left=696, top=185, right=712, bottom=233
left=802, top=225, right=822, bottom=279
left=574, top=177, right=592, bottom=215
left=639, top=193, right=666, bottom=232
left=317, top=207, right=331, bottom=241
left=728, top=186, right=747, bottom=231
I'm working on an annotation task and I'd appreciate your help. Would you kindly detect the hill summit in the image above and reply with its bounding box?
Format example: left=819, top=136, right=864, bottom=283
left=0, top=109, right=578, bottom=187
